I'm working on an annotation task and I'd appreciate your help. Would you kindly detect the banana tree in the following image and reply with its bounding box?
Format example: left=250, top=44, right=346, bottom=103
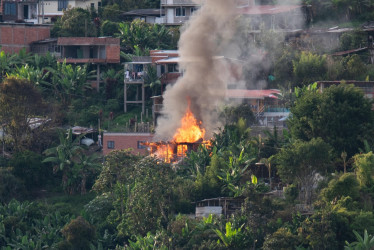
left=43, top=129, right=85, bottom=194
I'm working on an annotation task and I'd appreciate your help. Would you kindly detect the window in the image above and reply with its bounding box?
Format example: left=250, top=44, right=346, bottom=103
left=107, top=141, right=115, bottom=149
left=58, top=0, right=68, bottom=11
left=98, top=2, right=101, bottom=8
left=175, top=7, right=186, bottom=17
left=90, top=3, right=94, bottom=9
left=191, top=7, right=198, bottom=15
left=168, top=63, right=179, bottom=73
left=4, top=2, right=16, bottom=16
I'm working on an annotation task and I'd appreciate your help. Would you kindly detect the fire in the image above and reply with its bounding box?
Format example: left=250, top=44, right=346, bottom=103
left=148, top=103, right=207, bottom=162
left=154, top=144, right=174, bottom=163
left=173, top=105, right=205, bottom=143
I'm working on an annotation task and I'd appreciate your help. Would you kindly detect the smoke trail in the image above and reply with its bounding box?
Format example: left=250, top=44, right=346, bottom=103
left=155, top=0, right=237, bottom=140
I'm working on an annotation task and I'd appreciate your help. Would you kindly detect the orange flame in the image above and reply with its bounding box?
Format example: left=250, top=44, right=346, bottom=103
left=148, top=102, right=207, bottom=162
left=173, top=105, right=205, bottom=143
left=154, top=144, right=174, bottom=163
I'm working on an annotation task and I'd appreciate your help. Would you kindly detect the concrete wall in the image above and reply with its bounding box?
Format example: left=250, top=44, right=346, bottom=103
left=0, top=23, right=51, bottom=53
left=103, top=133, right=154, bottom=155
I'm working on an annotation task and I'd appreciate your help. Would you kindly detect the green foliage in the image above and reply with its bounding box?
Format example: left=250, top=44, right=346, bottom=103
left=321, top=173, right=360, bottom=203
left=284, top=184, right=299, bottom=203
left=101, top=20, right=120, bottom=36
left=0, top=200, right=74, bottom=249
left=0, top=77, right=45, bottom=152
left=52, top=8, right=97, bottom=37
left=353, top=152, right=374, bottom=189
left=289, top=84, right=374, bottom=158
left=101, top=4, right=122, bottom=22
left=117, top=20, right=176, bottom=54
left=276, top=138, right=332, bottom=204
left=127, top=231, right=168, bottom=250
left=43, top=129, right=100, bottom=194
left=263, top=227, right=300, bottom=250
left=292, top=51, right=327, bottom=87
left=345, top=230, right=374, bottom=250
left=340, top=30, right=366, bottom=51
left=60, top=216, right=96, bottom=249
left=0, top=168, right=25, bottom=204
left=214, top=221, right=245, bottom=248
left=9, top=150, right=50, bottom=189
left=221, top=104, right=255, bottom=126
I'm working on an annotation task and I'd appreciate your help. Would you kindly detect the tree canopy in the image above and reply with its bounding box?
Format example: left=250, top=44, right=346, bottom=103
left=288, top=84, right=374, bottom=158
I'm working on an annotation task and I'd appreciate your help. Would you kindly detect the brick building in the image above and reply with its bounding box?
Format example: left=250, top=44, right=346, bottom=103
left=102, top=133, right=154, bottom=155
left=0, top=22, right=51, bottom=53
left=57, top=37, right=120, bottom=64
left=57, top=37, right=120, bottom=90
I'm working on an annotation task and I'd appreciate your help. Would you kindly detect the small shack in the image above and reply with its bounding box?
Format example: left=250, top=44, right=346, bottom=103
left=195, top=197, right=244, bottom=218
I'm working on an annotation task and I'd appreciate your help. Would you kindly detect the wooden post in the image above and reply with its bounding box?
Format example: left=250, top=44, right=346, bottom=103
left=124, top=81, right=127, bottom=112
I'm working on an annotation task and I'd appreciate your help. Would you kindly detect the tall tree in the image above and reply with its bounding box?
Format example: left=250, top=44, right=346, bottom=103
left=0, top=77, right=45, bottom=152
left=288, top=84, right=374, bottom=158
left=276, top=138, right=332, bottom=204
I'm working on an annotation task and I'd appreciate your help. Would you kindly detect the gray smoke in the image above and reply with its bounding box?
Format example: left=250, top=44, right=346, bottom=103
left=155, top=0, right=237, bottom=140
left=155, top=0, right=305, bottom=140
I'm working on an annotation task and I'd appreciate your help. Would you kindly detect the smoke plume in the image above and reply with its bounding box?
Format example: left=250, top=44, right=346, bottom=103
left=155, top=0, right=237, bottom=140
left=155, top=0, right=304, bottom=140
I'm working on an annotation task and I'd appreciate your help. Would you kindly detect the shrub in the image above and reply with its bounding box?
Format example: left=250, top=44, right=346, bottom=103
left=0, top=168, right=25, bottom=203
left=60, top=216, right=96, bottom=249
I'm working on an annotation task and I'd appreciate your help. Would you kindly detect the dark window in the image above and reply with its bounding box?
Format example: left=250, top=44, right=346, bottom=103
left=4, top=2, right=16, bottom=16
left=175, top=7, right=186, bottom=17
left=107, top=141, right=115, bottom=149
left=168, top=63, right=179, bottom=73
left=191, top=7, right=198, bottom=14
left=58, top=0, right=68, bottom=11
left=90, top=3, right=94, bottom=9
left=98, top=2, right=101, bottom=7
left=137, top=141, right=146, bottom=149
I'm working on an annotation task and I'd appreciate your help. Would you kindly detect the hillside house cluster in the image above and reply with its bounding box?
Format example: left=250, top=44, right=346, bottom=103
left=0, top=1, right=373, bottom=157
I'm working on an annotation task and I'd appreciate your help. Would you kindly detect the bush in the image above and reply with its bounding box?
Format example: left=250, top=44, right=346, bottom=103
left=0, top=168, right=25, bottom=203
left=263, top=227, right=300, bottom=250
left=284, top=184, right=298, bottom=203
left=9, top=150, right=50, bottom=189
left=60, top=216, right=96, bottom=249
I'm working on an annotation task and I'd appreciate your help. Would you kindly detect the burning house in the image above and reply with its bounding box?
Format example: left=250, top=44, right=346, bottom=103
left=146, top=101, right=210, bottom=163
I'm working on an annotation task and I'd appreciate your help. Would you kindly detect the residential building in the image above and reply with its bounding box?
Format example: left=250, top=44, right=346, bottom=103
left=238, top=4, right=305, bottom=30
left=0, top=22, right=51, bottom=53
left=2, top=0, right=38, bottom=23
left=57, top=37, right=120, bottom=90
left=37, top=0, right=101, bottom=23
left=158, top=0, right=199, bottom=25
left=123, top=50, right=181, bottom=115
left=103, top=132, right=154, bottom=155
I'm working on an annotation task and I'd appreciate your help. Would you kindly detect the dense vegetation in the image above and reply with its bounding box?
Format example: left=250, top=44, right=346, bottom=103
left=2, top=1, right=374, bottom=249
